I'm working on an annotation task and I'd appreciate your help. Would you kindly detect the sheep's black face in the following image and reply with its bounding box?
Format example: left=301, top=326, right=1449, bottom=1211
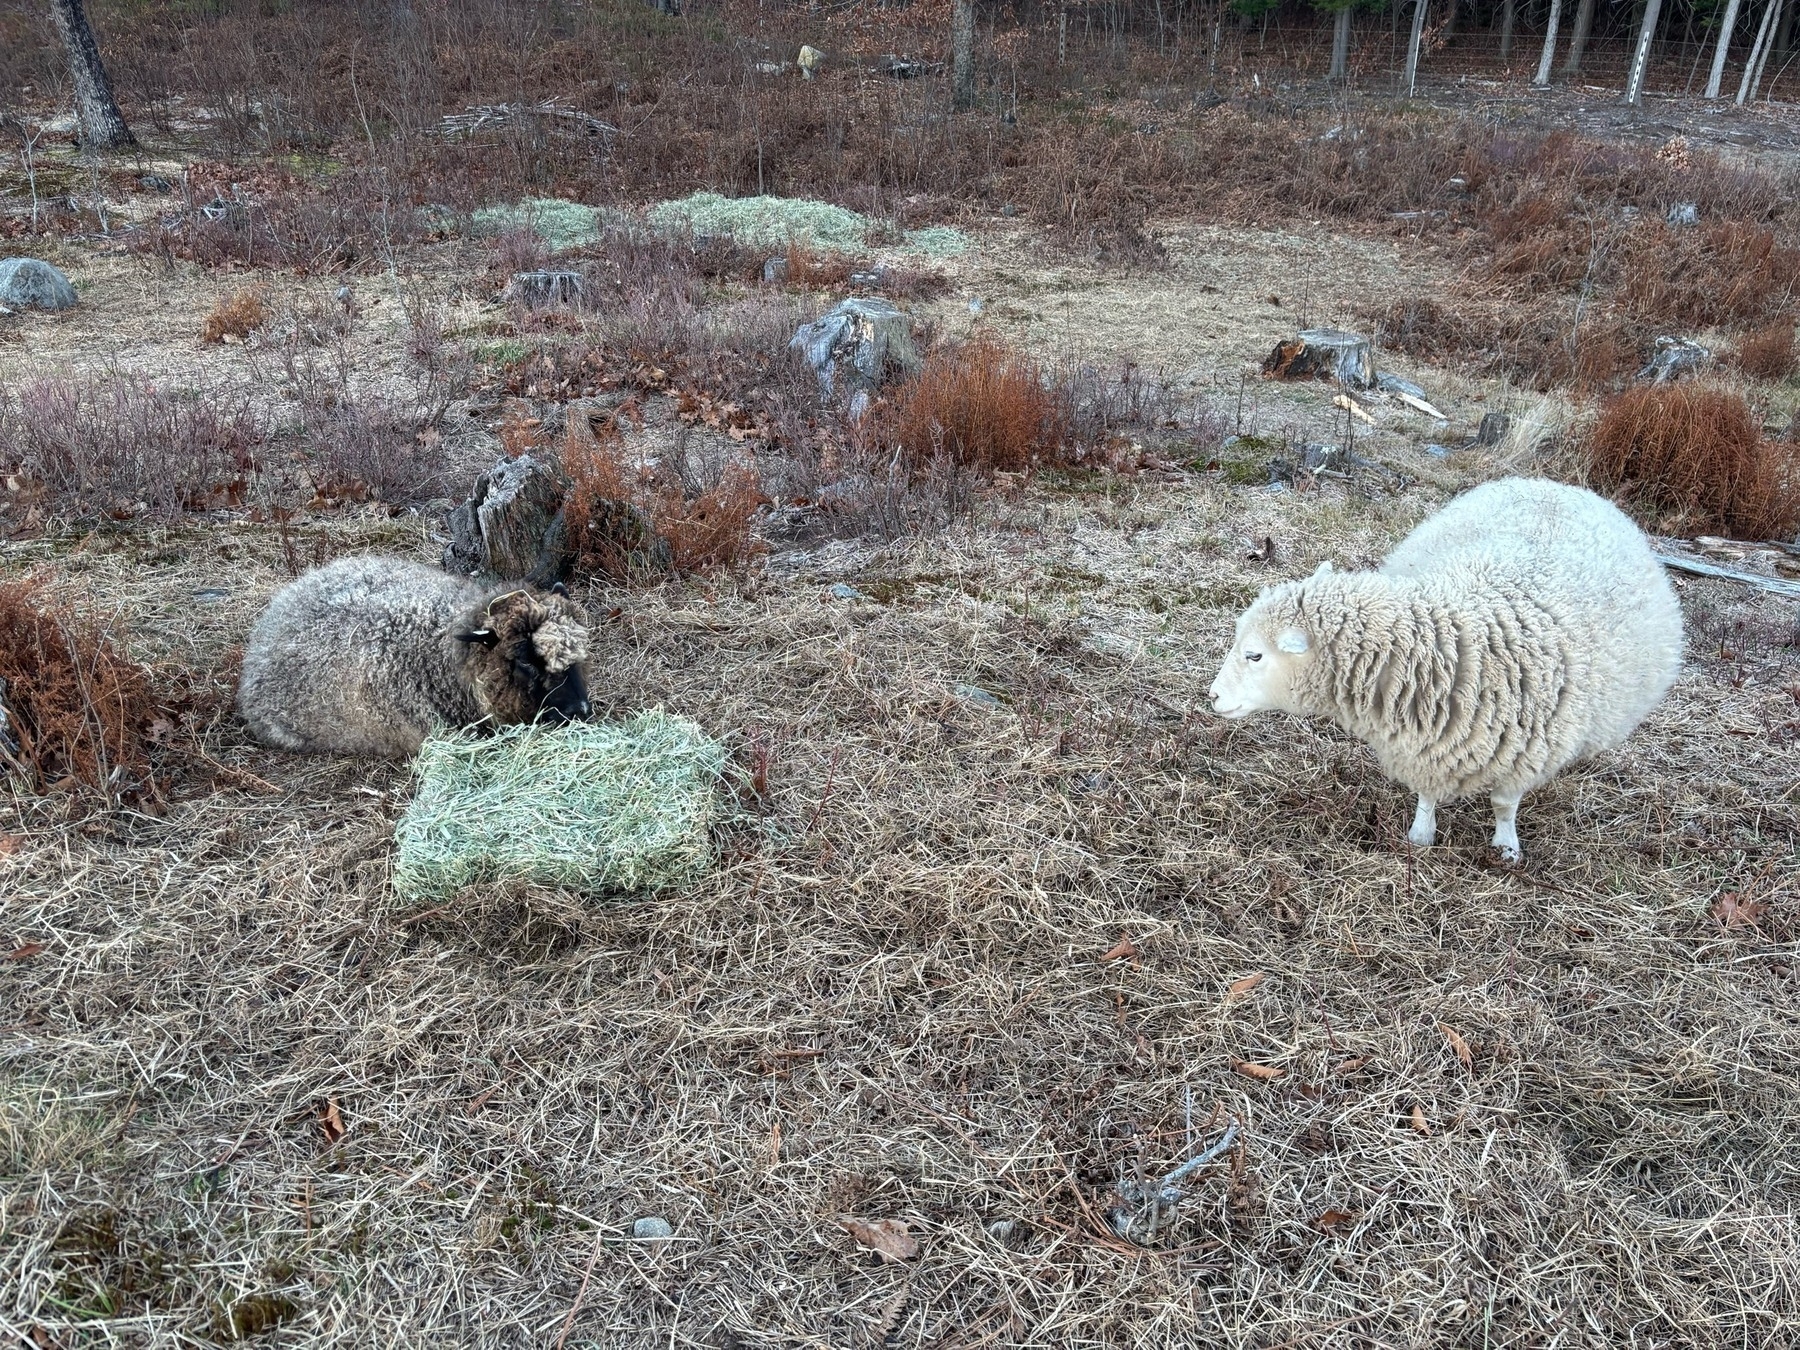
left=509, top=642, right=592, bottom=724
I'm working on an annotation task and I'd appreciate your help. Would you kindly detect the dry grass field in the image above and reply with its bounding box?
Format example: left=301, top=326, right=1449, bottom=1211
left=6, top=2, right=1800, bottom=1343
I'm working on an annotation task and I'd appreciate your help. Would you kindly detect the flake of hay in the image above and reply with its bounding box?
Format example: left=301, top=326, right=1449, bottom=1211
left=902, top=225, right=970, bottom=257
left=469, top=198, right=602, bottom=252
left=392, top=711, right=728, bottom=901
left=648, top=191, right=871, bottom=251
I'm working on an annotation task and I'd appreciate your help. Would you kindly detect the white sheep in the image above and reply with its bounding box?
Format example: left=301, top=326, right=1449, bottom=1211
left=238, top=556, right=592, bottom=758
left=1208, top=477, right=1683, bottom=860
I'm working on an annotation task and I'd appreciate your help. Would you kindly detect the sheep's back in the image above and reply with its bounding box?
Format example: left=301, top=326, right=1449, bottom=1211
left=238, top=557, right=483, bottom=756
left=1383, top=477, right=1682, bottom=765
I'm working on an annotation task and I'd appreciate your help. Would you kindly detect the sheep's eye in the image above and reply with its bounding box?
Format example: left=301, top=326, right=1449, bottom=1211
left=1246, top=651, right=1263, bottom=663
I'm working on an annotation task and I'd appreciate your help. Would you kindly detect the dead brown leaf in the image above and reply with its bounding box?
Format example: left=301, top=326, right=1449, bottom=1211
left=319, top=1098, right=345, bottom=1145
left=1227, top=972, right=1266, bottom=998
left=1410, top=1103, right=1431, bottom=1135
left=1231, top=1059, right=1285, bottom=1082
left=0, top=834, right=19, bottom=856
left=1711, top=890, right=1769, bottom=928
left=6, top=942, right=45, bottom=961
left=1331, top=1055, right=1373, bottom=1077
left=1439, top=1024, right=1473, bottom=1071
left=1312, top=1208, right=1355, bottom=1231
left=837, top=1216, right=919, bottom=1263
left=1098, top=934, right=1139, bottom=963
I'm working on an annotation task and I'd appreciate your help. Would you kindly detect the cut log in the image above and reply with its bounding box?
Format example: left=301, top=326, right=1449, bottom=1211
left=1262, top=329, right=1375, bottom=389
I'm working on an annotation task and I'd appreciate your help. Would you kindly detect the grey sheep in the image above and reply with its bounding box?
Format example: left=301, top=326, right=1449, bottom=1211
left=238, top=556, right=592, bottom=758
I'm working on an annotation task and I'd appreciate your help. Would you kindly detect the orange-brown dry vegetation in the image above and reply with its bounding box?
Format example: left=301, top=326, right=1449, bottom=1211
left=885, top=337, right=1069, bottom=474
left=561, top=411, right=765, bottom=577
left=200, top=288, right=270, bottom=344
left=0, top=576, right=160, bottom=801
left=1734, top=323, right=1798, bottom=381
left=1585, top=383, right=1800, bottom=539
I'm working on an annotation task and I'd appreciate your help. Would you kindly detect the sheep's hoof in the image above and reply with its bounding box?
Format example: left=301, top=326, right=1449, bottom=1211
left=1406, top=826, right=1435, bottom=849
left=1485, top=844, right=1523, bottom=868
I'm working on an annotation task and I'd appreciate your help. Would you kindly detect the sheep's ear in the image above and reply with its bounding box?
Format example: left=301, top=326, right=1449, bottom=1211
left=549, top=581, right=570, bottom=598
left=1276, top=628, right=1310, bottom=655
left=455, top=627, right=499, bottom=648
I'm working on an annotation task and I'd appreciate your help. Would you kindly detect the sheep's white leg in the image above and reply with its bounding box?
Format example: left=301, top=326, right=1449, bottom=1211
left=1490, top=792, right=1523, bottom=862
left=1408, top=796, right=1437, bottom=849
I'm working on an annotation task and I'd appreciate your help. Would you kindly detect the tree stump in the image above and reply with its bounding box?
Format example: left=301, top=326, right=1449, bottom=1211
left=791, top=298, right=919, bottom=399
left=1638, top=337, right=1710, bottom=384
left=502, top=270, right=585, bottom=308
left=1262, top=328, right=1375, bottom=389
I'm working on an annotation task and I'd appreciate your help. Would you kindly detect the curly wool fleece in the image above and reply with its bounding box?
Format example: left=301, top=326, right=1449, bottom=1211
left=1216, top=478, right=1683, bottom=846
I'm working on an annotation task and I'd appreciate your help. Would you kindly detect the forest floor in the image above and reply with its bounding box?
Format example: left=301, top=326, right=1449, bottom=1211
left=3, top=73, right=1800, bottom=1349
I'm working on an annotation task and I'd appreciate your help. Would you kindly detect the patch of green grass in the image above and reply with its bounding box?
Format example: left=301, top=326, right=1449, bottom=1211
left=471, top=338, right=534, bottom=368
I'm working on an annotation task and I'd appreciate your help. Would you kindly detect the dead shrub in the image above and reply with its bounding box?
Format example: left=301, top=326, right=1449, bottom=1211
left=0, top=576, right=159, bottom=802
left=1618, top=223, right=1800, bottom=332
left=1585, top=383, right=1800, bottom=538
left=0, top=374, right=265, bottom=523
left=1734, top=324, right=1798, bottom=381
left=886, top=337, right=1069, bottom=475
left=200, top=288, right=269, bottom=344
left=562, top=412, right=764, bottom=578
left=493, top=226, right=551, bottom=276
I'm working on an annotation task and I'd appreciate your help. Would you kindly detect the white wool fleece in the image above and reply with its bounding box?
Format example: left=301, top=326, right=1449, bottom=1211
left=1210, top=478, right=1684, bottom=853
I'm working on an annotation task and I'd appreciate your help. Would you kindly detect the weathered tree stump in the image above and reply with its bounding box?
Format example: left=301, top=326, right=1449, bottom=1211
left=791, top=298, right=919, bottom=399
left=1262, top=328, right=1375, bottom=389
left=444, top=453, right=673, bottom=585
left=502, top=270, right=585, bottom=309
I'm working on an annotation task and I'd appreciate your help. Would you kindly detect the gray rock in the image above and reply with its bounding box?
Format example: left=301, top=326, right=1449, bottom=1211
left=955, top=683, right=1004, bottom=710
left=1376, top=371, right=1429, bottom=401
left=633, top=1216, right=673, bottom=1240
left=1639, top=336, right=1711, bottom=385
left=761, top=256, right=790, bottom=285
left=791, top=298, right=920, bottom=399
left=1476, top=411, right=1512, bottom=447
left=1667, top=201, right=1699, bottom=228
left=0, top=258, right=77, bottom=311
left=827, top=582, right=867, bottom=600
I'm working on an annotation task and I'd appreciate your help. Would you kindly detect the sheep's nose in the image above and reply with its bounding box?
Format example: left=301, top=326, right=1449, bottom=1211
left=575, top=699, right=591, bottom=719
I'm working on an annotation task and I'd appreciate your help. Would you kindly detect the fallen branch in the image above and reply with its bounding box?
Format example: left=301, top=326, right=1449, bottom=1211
left=1653, top=550, right=1800, bottom=598
left=439, top=98, right=618, bottom=140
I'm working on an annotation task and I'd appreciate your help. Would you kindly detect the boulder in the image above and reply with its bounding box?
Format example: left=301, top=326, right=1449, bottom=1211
left=0, top=258, right=77, bottom=312
left=1639, top=337, right=1711, bottom=384
left=791, top=298, right=919, bottom=399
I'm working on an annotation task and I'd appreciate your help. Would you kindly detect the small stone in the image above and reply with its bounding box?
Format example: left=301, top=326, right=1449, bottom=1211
left=0, top=258, right=78, bottom=312
left=1424, top=443, right=1454, bottom=458
left=827, top=582, right=866, bottom=600
left=632, top=1216, right=673, bottom=1240
left=1476, top=411, right=1512, bottom=447
left=761, top=256, right=790, bottom=285
left=955, top=683, right=1003, bottom=711
left=192, top=588, right=231, bottom=604
left=1666, top=201, right=1699, bottom=228
left=138, top=174, right=173, bottom=192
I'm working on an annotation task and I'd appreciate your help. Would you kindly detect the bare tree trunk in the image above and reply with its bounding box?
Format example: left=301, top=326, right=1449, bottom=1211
left=48, top=0, right=134, bottom=149
left=1500, top=0, right=1517, bottom=60
left=952, top=0, right=976, bottom=108
left=1329, top=4, right=1353, bottom=78
left=1624, top=0, right=1666, bottom=103
left=1564, top=0, right=1597, bottom=70
left=1443, top=0, right=1460, bottom=38
left=1739, top=0, right=1783, bottom=99
left=1535, top=0, right=1564, bottom=80
left=1405, top=0, right=1429, bottom=93
left=1778, top=0, right=1795, bottom=61
left=1705, top=0, right=1747, bottom=95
